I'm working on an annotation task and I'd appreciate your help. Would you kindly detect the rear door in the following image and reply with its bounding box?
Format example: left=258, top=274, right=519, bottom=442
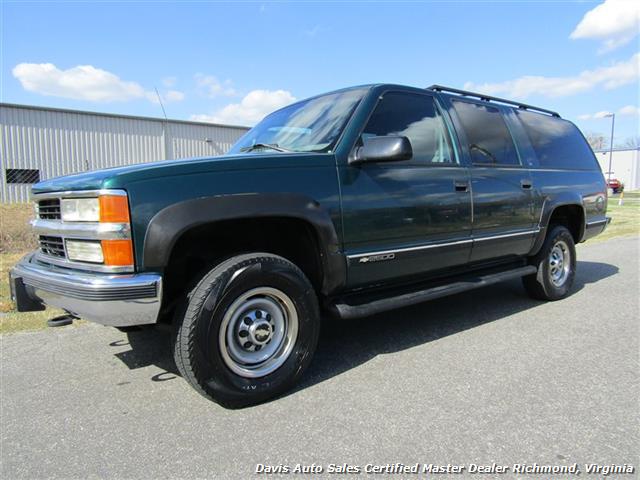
left=339, top=90, right=473, bottom=287
left=446, top=98, right=536, bottom=262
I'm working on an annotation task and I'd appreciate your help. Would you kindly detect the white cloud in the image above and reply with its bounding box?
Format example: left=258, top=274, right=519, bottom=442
left=618, top=104, right=640, bottom=116
left=576, top=105, right=639, bottom=120
left=148, top=89, right=186, bottom=104
left=195, top=74, right=237, bottom=98
left=162, top=76, right=177, bottom=87
left=12, top=62, right=184, bottom=104
left=191, top=89, right=296, bottom=125
left=577, top=111, right=611, bottom=120
left=570, top=0, right=640, bottom=53
left=464, top=52, right=640, bottom=99
left=164, top=90, right=185, bottom=102
left=12, top=63, right=150, bottom=102
left=594, top=110, right=614, bottom=119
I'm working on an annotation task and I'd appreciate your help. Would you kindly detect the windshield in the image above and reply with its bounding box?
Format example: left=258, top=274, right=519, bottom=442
left=228, top=88, right=367, bottom=154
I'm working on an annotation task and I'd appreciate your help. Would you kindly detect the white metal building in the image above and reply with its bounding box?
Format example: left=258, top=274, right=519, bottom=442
left=594, top=147, right=640, bottom=191
left=1, top=103, right=249, bottom=203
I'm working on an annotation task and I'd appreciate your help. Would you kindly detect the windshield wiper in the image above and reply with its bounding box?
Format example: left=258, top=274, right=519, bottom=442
left=239, top=143, right=294, bottom=153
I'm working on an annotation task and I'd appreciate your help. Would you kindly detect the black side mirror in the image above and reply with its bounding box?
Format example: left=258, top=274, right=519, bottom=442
left=351, top=136, right=413, bottom=165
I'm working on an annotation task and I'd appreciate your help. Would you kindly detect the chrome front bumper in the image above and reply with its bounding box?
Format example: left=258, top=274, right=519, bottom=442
left=10, top=253, right=162, bottom=327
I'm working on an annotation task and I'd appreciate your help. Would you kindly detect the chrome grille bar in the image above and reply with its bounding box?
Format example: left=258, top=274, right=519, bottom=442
left=37, top=199, right=61, bottom=219
left=38, top=235, right=65, bottom=258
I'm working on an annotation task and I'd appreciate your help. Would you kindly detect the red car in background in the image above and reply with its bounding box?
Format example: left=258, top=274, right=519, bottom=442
left=607, top=178, right=624, bottom=194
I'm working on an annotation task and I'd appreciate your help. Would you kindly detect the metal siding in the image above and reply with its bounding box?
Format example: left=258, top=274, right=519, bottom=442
left=1, top=104, right=248, bottom=202
left=595, top=148, right=640, bottom=191
left=170, top=121, right=242, bottom=159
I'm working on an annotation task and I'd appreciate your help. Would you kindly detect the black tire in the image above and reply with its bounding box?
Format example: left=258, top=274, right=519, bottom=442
left=173, top=253, right=320, bottom=408
left=523, top=225, right=576, bottom=301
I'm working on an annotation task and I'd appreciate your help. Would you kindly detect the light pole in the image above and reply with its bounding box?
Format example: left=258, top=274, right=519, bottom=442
left=604, top=112, right=615, bottom=185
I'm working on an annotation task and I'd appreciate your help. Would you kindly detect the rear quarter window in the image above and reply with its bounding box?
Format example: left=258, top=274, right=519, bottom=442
left=515, top=110, right=598, bottom=170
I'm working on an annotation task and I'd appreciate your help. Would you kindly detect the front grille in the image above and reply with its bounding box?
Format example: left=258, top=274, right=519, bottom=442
left=39, top=235, right=66, bottom=258
left=38, top=199, right=61, bottom=220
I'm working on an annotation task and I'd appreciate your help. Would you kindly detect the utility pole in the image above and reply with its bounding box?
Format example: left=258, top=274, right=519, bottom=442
left=604, top=112, right=615, bottom=185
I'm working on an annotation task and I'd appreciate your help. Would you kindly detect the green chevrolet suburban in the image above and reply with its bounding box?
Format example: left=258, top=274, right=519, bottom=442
left=11, top=84, right=610, bottom=408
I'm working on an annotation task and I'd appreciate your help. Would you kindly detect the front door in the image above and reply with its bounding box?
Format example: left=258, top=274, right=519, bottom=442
left=339, top=90, right=473, bottom=287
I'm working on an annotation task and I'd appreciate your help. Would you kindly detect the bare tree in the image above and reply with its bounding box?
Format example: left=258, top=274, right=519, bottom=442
left=616, top=135, right=640, bottom=149
left=584, top=131, right=608, bottom=150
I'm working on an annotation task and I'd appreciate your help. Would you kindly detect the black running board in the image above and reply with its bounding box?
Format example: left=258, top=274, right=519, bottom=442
left=329, top=265, right=537, bottom=319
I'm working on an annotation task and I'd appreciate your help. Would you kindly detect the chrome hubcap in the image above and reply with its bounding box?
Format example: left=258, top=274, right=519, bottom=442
left=235, top=307, right=274, bottom=350
left=548, top=240, right=571, bottom=287
left=219, top=287, right=298, bottom=378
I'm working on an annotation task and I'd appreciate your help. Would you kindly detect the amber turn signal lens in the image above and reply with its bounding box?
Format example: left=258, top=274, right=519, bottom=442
left=99, top=195, right=130, bottom=223
left=101, top=239, right=134, bottom=266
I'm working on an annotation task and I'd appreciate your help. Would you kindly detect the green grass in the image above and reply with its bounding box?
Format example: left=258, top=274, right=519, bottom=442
left=593, top=191, right=640, bottom=242
left=0, top=252, right=69, bottom=334
left=1, top=192, right=638, bottom=334
left=0, top=205, right=67, bottom=334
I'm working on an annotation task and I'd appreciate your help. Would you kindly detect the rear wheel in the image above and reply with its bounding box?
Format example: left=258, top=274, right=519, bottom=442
left=523, top=225, right=576, bottom=301
left=173, top=253, right=320, bottom=408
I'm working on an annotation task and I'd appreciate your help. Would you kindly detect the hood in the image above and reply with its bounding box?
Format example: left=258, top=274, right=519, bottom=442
left=31, top=152, right=331, bottom=194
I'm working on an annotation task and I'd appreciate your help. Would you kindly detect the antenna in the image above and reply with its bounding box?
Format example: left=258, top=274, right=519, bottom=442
left=154, top=87, right=168, bottom=120
left=154, top=87, right=172, bottom=159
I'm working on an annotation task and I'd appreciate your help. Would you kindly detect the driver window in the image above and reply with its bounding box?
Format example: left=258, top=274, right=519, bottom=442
left=362, top=92, right=455, bottom=164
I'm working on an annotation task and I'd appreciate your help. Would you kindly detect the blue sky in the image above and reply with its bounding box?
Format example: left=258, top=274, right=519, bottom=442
left=2, top=0, right=639, bottom=145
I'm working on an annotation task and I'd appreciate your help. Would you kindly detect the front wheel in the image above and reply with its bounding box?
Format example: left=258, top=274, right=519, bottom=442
left=173, top=253, right=320, bottom=408
left=523, top=225, right=576, bottom=301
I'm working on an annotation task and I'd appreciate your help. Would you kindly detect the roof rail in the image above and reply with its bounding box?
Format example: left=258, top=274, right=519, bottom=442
left=428, top=84, right=560, bottom=118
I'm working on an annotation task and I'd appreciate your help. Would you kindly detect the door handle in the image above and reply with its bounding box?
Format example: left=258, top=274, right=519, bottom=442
left=520, top=180, right=533, bottom=189
left=454, top=180, right=469, bottom=192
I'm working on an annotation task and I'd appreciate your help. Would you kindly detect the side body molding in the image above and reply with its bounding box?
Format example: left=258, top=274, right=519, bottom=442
left=530, top=192, right=586, bottom=256
left=142, top=193, right=345, bottom=294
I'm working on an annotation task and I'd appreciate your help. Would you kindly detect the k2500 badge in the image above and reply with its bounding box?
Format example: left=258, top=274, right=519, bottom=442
left=359, top=253, right=396, bottom=263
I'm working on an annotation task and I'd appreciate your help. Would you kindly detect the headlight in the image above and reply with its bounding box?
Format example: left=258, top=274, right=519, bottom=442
left=65, top=240, right=104, bottom=263
left=61, top=198, right=100, bottom=222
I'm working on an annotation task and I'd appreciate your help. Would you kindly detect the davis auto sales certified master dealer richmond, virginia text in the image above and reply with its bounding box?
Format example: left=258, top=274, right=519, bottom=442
left=254, top=462, right=635, bottom=475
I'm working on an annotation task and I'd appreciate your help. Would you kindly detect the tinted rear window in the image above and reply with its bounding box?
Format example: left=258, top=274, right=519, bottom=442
left=515, top=110, right=598, bottom=170
left=451, top=100, right=520, bottom=166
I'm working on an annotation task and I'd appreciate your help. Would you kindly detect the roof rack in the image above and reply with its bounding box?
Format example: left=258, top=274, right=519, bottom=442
left=428, top=84, right=560, bottom=118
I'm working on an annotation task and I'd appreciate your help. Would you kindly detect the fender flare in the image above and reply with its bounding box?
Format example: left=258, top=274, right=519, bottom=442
left=142, top=193, right=345, bottom=294
left=531, top=193, right=586, bottom=255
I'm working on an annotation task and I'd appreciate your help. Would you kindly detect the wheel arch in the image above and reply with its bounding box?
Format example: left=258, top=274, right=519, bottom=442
left=142, top=193, right=346, bottom=296
left=531, top=195, right=585, bottom=256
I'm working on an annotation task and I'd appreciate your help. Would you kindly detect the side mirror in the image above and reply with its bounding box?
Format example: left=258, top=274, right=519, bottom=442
left=351, top=136, right=413, bottom=165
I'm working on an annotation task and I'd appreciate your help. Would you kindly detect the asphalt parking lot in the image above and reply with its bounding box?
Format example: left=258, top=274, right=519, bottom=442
left=2, top=236, right=638, bottom=479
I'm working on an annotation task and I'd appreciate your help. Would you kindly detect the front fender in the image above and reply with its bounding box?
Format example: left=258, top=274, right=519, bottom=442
left=142, top=193, right=346, bottom=294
